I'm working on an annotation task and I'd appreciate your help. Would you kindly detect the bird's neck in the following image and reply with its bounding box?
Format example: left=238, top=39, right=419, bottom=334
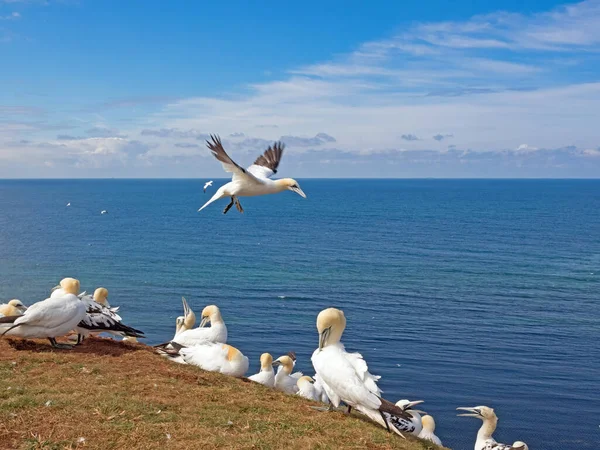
left=210, top=313, right=224, bottom=325
left=476, top=417, right=497, bottom=442
left=261, top=364, right=274, bottom=373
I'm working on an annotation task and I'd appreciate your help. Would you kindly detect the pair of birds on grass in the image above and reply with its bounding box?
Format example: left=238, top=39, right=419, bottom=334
left=0, top=278, right=144, bottom=348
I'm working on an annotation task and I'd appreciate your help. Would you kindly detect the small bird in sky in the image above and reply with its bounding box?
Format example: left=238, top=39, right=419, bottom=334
left=203, top=180, right=213, bottom=193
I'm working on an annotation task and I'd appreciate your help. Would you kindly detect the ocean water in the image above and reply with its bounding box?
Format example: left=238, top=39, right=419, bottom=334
left=0, top=179, right=598, bottom=449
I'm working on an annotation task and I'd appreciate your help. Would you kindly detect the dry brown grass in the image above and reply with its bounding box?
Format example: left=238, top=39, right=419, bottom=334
left=0, top=337, right=448, bottom=450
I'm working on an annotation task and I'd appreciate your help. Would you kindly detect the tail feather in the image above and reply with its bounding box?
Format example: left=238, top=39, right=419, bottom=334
left=378, top=397, right=412, bottom=420
left=198, top=188, right=226, bottom=212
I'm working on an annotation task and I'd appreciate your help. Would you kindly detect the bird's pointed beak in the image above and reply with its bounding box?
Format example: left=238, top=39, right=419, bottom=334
left=289, top=186, right=307, bottom=198
left=51, top=285, right=60, bottom=293
left=456, top=407, right=481, bottom=417
left=272, top=360, right=282, bottom=367
left=182, top=297, right=190, bottom=317
left=199, top=317, right=209, bottom=328
left=318, top=327, right=330, bottom=351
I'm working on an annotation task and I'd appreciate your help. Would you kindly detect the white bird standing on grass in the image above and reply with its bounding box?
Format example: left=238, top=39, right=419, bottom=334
left=198, top=135, right=306, bottom=214
left=418, top=415, right=443, bottom=446
left=457, top=406, right=528, bottom=450
left=203, top=180, right=213, bottom=193
left=0, top=300, right=28, bottom=317
left=311, top=308, right=411, bottom=436
left=0, top=278, right=86, bottom=349
left=248, top=353, right=276, bottom=388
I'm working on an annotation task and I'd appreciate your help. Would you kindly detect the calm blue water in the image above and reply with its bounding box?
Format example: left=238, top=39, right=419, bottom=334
left=0, top=179, right=599, bottom=449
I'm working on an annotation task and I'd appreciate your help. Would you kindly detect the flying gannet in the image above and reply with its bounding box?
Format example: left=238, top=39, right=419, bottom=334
left=198, top=135, right=306, bottom=214
left=0, top=300, right=28, bottom=317
left=274, top=354, right=303, bottom=394
left=0, top=278, right=86, bottom=349
left=101, top=210, right=107, bottom=215
left=75, top=287, right=145, bottom=344
left=248, top=353, right=276, bottom=388
left=311, top=308, right=411, bottom=436
left=66, top=202, right=71, bottom=207
left=418, top=415, right=443, bottom=446
left=168, top=304, right=227, bottom=348
left=457, top=406, right=528, bottom=450
left=163, top=342, right=249, bottom=377
left=203, top=180, right=213, bottom=193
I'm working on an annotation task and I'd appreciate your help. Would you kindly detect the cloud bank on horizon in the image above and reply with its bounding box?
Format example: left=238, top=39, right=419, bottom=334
left=1, top=0, right=600, bottom=177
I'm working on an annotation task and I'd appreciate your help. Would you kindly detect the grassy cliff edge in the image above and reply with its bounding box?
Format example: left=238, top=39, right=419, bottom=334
left=0, top=338, right=448, bottom=450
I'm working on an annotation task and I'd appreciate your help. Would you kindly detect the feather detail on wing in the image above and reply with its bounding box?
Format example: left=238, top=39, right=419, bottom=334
left=206, top=135, right=246, bottom=175
left=78, top=314, right=145, bottom=337
left=345, top=351, right=382, bottom=396
left=246, top=142, right=285, bottom=179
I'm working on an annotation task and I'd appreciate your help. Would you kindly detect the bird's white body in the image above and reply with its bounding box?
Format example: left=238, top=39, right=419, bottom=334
left=203, top=180, right=213, bottom=192
left=66, top=202, right=71, bottom=207
left=171, top=314, right=227, bottom=347
left=457, top=406, right=527, bottom=450
left=313, top=373, right=330, bottom=404
left=1, top=294, right=86, bottom=339
left=248, top=353, right=275, bottom=388
left=274, top=366, right=302, bottom=394
left=198, top=136, right=305, bottom=213
left=418, top=415, right=443, bottom=446
left=101, top=210, right=107, bottom=215
left=179, top=343, right=249, bottom=377
left=296, top=376, right=321, bottom=402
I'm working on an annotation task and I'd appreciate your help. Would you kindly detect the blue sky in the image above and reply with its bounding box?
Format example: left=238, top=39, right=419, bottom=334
left=1, top=0, right=600, bottom=177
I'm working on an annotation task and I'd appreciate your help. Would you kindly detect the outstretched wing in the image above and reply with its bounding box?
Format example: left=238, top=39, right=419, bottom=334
left=246, top=142, right=285, bottom=179
left=206, top=135, right=246, bottom=175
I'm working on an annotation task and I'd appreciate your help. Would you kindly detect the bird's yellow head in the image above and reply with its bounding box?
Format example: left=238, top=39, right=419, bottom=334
left=200, top=305, right=222, bottom=327
left=59, top=278, right=80, bottom=295
left=457, top=406, right=498, bottom=422
left=275, top=178, right=306, bottom=198
left=421, top=415, right=436, bottom=431
left=8, top=299, right=25, bottom=309
left=181, top=297, right=197, bottom=329
left=316, top=308, right=346, bottom=350
left=93, top=288, right=109, bottom=305
left=273, top=355, right=295, bottom=374
left=259, top=353, right=273, bottom=370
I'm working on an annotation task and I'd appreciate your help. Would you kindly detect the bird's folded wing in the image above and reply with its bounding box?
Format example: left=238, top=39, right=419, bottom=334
left=246, top=142, right=285, bottom=179
left=345, top=351, right=382, bottom=396
left=15, top=300, right=73, bottom=329
left=78, top=314, right=145, bottom=337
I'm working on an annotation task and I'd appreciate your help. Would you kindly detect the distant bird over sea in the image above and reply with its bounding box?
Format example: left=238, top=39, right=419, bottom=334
left=203, top=180, right=213, bottom=193
left=66, top=202, right=71, bottom=207
left=101, top=210, right=107, bottom=215
left=198, top=135, right=306, bottom=214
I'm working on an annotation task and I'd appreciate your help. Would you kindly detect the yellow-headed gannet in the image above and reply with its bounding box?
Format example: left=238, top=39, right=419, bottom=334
left=248, top=353, right=275, bottom=387
left=274, top=354, right=303, bottom=394
left=457, top=406, right=527, bottom=450
left=203, top=180, right=213, bottom=193
left=418, top=415, right=443, bottom=446
left=311, top=308, right=411, bottom=436
left=198, top=135, right=306, bottom=214
left=75, top=287, right=145, bottom=344
left=164, top=342, right=249, bottom=377
left=0, top=278, right=86, bottom=349
left=168, top=304, right=227, bottom=347
left=0, top=300, right=28, bottom=317
left=154, top=297, right=197, bottom=356
left=296, top=376, right=323, bottom=402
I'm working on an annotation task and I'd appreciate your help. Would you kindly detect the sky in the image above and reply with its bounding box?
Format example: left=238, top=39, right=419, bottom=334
left=1, top=0, right=600, bottom=178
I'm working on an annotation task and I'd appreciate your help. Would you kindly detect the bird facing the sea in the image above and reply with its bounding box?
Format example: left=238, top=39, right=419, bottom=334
left=457, top=406, right=527, bottom=450
left=198, top=135, right=306, bottom=214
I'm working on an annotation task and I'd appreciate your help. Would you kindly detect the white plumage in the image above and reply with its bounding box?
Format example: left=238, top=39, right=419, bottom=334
left=418, top=414, right=443, bottom=446
left=177, top=343, right=249, bottom=377
left=296, top=376, right=321, bottom=402
left=248, top=353, right=275, bottom=388
left=273, top=354, right=303, bottom=394
left=457, top=406, right=527, bottom=450
left=198, top=135, right=306, bottom=214
left=169, top=304, right=227, bottom=347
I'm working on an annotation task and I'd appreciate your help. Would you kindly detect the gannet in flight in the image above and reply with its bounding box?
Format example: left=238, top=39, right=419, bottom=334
left=418, top=415, right=443, bottom=446
left=273, top=354, right=303, bottom=394
left=203, top=180, right=213, bottom=193
left=248, top=353, right=275, bottom=388
left=311, top=308, right=411, bottom=436
left=0, top=300, right=27, bottom=317
left=167, top=304, right=227, bottom=347
left=163, top=342, right=249, bottom=377
left=75, top=287, right=145, bottom=344
left=198, top=135, right=306, bottom=214
left=457, top=406, right=528, bottom=450
left=66, top=202, right=71, bottom=207
left=101, top=210, right=107, bottom=215
left=0, top=278, right=86, bottom=349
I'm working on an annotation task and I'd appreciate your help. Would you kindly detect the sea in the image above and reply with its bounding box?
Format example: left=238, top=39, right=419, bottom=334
left=0, top=179, right=598, bottom=450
